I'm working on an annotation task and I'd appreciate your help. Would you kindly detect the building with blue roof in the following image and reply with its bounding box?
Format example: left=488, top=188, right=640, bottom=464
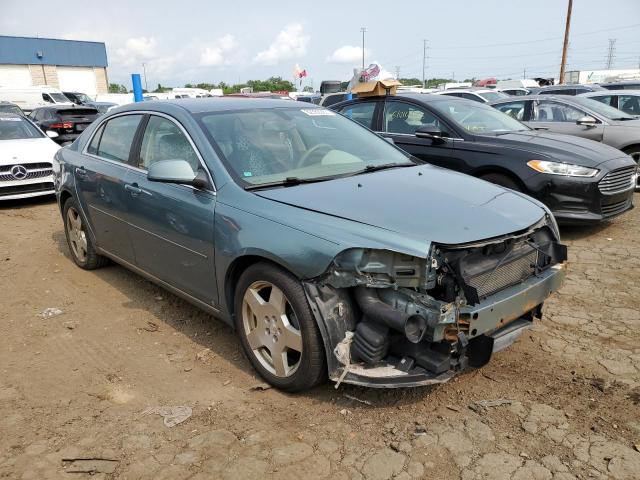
left=0, top=36, right=109, bottom=96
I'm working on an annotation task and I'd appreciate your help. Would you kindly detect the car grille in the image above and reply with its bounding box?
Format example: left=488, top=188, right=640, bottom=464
left=0, top=181, right=54, bottom=197
left=467, top=250, right=538, bottom=298
left=0, top=163, right=53, bottom=182
left=602, top=198, right=632, bottom=217
left=598, top=166, right=636, bottom=194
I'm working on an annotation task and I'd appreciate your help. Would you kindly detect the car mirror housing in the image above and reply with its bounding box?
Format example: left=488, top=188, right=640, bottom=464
left=415, top=125, right=445, bottom=142
left=46, top=130, right=59, bottom=139
left=576, top=116, right=597, bottom=126
left=147, top=159, right=208, bottom=189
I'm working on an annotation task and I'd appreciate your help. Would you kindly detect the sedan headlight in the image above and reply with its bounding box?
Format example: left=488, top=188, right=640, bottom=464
left=527, top=160, right=599, bottom=177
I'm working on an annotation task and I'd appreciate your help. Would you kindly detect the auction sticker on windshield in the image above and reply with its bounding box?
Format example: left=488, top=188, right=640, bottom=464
left=301, top=109, right=335, bottom=116
left=0, top=117, right=22, bottom=121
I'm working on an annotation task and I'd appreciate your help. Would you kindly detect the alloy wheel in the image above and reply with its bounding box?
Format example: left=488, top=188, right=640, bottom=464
left=630, top=151, right=640, bottom=188
left=241, top=281, right=303, bottom=378
left=66, top=207, right=88, bottom=263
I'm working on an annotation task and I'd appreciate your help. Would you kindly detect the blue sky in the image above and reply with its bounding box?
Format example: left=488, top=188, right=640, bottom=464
left=2, top=0, right=639, bottom=89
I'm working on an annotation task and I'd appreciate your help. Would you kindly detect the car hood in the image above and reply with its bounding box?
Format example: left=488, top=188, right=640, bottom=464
left=255, top=164, right=546, bottom=247
left=478, top=130, right=625, bottom=167
left=0, top=138, right=60, bottom=165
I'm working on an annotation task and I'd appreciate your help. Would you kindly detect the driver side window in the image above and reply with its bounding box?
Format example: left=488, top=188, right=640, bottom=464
left=138, top=116, right=200, bottom=172
left=384, top=101, right=451, bottom=136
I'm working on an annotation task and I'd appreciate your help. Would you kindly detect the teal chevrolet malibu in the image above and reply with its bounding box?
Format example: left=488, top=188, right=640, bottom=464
left=53, top=98, right=567, bottom=391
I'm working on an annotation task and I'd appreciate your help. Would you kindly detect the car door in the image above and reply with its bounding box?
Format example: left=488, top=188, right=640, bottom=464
left=75, top=113, right=143, bottom=263
left=379, top=98, right=454, bottom=167
left=124, top=114, right=218, bottom=305
left=525, top=99, right=605, bottom=141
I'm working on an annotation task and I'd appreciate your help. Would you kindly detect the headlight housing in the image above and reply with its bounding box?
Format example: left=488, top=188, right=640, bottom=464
left=527, top=160, right=598, bottom=177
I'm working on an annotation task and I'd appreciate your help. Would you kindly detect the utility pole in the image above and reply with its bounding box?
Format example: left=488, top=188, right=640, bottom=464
left=361, top=27, right=366, bottom=69
left=605, top=38, right=616, bottom=69
left=422, top=39, right=428, bottom=88
left=559, top=0, right=573, bottom=84
left=523, top=68, right=526, bottom=79
left=142, top=62, right=148, bottom=92
left=395, top=66, right=401, bottom=80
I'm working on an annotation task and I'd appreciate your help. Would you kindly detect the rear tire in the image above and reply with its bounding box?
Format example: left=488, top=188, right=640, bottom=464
left=480, top=172, right=522, bottom=192
left=63, top=197, right=109, bottom=270
left=234, top=262, right=326, bottom=392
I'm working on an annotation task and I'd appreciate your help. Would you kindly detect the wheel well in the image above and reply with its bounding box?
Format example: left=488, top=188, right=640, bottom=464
left=474, top=168, right=528, bottom=192
left=59, top=189, right=72, bottom=213
left=622, top=144, right=640, bottom=155
left=224, top=255, right=288, bottom=319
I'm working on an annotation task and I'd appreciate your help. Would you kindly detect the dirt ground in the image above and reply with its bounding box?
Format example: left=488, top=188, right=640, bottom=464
left=1, top=195, right=639, bottom=480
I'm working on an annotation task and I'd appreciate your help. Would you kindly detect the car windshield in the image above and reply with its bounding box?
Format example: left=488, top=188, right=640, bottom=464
left=431, top=99, right=529, bottom=134
left=77, top=93, right=92, bottom=103
left=570, top=96, right=636, bottom=120
left=51, top=93, right=70, bottom=103
left=198, top=107, right=414, bottom=186
left=0, top=104, right=23, bottom=116
left=0, top=115, right=43, bottom=140
left=477, top=91, right=509, bottom=102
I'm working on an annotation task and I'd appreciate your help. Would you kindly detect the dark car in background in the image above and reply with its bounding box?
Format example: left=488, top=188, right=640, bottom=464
left=490, top=95, right=640, bottom=185
left=599, top=81, right=640, bottom=91
left=63, top=91, right=93, bottom=105
left=331, top=94, right=636, bottom=224
left=537, top=84, right=604, bottom=96
left=29, top=106, right=100, bottom=145
left=85, top=101, right=118, bottom=115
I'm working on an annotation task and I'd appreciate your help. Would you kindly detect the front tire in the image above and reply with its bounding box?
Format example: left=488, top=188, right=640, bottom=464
left=623, top=147, right=640, bottom=189
left=234, top=262, right=326, bottom=392
left=63, top=197, right=109, bottom=270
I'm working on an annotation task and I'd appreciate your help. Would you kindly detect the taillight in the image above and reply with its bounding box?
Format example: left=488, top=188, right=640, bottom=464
left=49, top=122, right=73, bottom=129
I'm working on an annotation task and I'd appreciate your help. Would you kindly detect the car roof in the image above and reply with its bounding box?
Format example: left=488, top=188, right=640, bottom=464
left=580, top=89, right=640, bottom=96
left=116, top=97, right=315, bottom=114
left=32, top=105, right=98, bottom=111
left=488, top=94, right=576, bottom=104
left=0, top=112, right=25, bottom=119
left=600, top=80, right=640, bottom=86
left=0, top=100, right=19, bottom=106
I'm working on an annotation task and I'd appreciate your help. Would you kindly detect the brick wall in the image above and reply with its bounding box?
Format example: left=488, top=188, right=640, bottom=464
left=28, top=64, right=59, bottom=87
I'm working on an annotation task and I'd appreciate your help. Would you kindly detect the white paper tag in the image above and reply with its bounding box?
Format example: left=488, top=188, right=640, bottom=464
left=301, top=109, right=335, bottom=116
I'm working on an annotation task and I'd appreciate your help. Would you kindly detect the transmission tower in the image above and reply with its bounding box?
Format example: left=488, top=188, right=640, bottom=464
left=605, top=38, right=616, bottom=69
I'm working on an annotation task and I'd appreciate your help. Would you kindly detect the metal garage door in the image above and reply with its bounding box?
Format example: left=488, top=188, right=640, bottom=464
left=57, top=66, right=98, bottom=97
left=0, top=65, right=32, bottom=87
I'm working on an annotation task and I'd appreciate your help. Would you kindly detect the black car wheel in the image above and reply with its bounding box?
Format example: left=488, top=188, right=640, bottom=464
left=480, top=173, right=522, bottom=192
left=234, top=262, right=326, bottom=392
left=63, top=197, right=109, bottom=270
left=623, top=147, right=640, bottom=189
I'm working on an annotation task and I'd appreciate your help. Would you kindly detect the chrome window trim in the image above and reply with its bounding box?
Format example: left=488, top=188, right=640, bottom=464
left=81, top=110, right=217, bottom=193
left=378, top=132, right=465, bottom=142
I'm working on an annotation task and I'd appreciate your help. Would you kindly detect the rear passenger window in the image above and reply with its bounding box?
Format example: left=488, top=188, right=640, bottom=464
left=590, top=95, right=614, bottom=107
left=96, top=115, right=142, bottom=162
left=338, top=102, right=376, bottom=129
left=87, top=124, right=105, bottom=155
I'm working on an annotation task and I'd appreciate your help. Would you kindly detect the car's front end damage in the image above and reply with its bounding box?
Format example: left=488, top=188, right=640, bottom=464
left=303, top=216, right=567, bottom=388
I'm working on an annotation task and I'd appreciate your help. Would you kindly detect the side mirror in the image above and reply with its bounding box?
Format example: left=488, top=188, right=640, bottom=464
left=415, top=125, right=445, bottom=142
left=46, top=130, right=59, bottom=139
left=576, top=116, right=597, bottom=126
left=147, top=160, right=208, bottom=189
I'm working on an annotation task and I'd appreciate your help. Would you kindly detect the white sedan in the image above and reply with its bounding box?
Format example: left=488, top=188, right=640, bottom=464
left=0, top=114, right=60, bottom=200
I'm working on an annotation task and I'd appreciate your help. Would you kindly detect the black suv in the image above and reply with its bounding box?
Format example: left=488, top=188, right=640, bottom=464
left=29, top=106, right=100, bottom=145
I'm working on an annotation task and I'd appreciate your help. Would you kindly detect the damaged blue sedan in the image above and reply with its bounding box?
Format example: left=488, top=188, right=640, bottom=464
left=54, top=98, right=567, bottom=391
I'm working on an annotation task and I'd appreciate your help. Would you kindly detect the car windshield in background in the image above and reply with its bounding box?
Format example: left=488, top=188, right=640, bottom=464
left=0, top=104, right=22, bottom=116
left=0, top=116, right=44, bottom=140
left=569, top=96, right=636, bottom=120
left=477, top=91, right=509, bottom=102
left=50, top=93, right=71, bottom=103
left=198, top=107, right=413, bottom=187
left=431, top=99, right=529, bottom=134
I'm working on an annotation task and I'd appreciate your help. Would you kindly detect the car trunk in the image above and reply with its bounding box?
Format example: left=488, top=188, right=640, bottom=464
left=57, top=108, right=99, bottom=133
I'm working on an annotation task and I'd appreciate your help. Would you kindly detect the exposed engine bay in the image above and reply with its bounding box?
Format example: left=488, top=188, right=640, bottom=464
left=304, top=218, right=567, bottom=388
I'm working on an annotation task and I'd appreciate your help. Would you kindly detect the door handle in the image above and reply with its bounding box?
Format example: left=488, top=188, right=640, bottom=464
left=125, top=183, right=143, bottom=196
left=75, top=167, right=88, bottom=178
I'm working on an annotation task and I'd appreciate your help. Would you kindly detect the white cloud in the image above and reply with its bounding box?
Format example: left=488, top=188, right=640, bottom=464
left=254, top=23, right=309, bottom=66
left=111, top=36, right=159, bottom=69
left=326, top=45, right=371, bottom=64
left=199, top=34, right=236, bottom=67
